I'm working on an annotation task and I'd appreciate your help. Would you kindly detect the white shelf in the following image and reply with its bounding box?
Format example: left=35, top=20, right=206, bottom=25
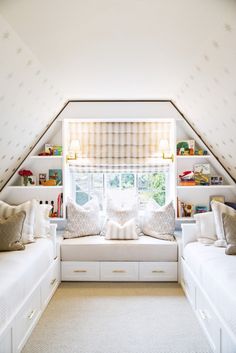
left=7, top=186, right=63, bottom=189
left=177, top=185, right=235, bottom=189
left=176, top=155, right=212, bottom=159
left=176, top=217, right=195, bottom=222
left=50, top=217, right=65, bottom=222
left=29, top=155, right=63, bottom=159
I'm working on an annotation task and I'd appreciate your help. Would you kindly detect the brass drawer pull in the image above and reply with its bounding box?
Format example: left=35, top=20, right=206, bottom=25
left=50, top=278, right=56, bottom=285
left=27, top=309, right=36, bottom=320
left=73, top=269, right=87, bottom=273
left=152, top=270, right=165, bottom=273
left=112, top=270, right=126, bottom=273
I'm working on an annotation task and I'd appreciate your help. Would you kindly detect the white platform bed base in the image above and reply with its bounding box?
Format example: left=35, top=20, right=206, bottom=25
left=181, top=224, right=236, bottom=353
left=0, top=225, right=60, bottom=353
left=60, top=235, right=179, bottom=282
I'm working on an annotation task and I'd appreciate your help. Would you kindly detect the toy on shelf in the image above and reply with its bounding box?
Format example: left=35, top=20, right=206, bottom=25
left=178, top=170, right=195, bottom=186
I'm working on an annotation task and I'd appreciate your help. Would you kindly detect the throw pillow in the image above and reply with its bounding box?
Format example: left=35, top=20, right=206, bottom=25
left=0, top=211, right=26, bottom=251
left=142, top=200, right=175, bottom=241
left=194, top=212, right=217, bottom=244
left=64, top=198, right=101, bottom=239
left=34, top=202, right=52, bottom=238
left=211, top=201, right=235, bottom=245
left=0, top=200, right=36, bottom=244
left=222, top=213, right=236, bottom=255
left=105, top=218, right=138, bottom=240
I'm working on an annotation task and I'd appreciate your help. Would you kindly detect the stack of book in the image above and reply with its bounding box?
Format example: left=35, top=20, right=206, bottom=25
left=178, top=170, right=195, bottom=186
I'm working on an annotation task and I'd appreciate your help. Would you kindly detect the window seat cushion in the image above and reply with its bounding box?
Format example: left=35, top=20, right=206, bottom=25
left=60, top=235, right=178, bottom=262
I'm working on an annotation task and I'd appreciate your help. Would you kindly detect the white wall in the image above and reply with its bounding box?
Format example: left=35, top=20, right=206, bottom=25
left=0, top=15, right=65, bottom=189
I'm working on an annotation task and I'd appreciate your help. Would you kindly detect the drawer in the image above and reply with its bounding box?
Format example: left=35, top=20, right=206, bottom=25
left=196, top=289, right=220, bottom=352
left=139, top=262, right=177, bottom=281
left=15, top=288, right=41, bottom=352
left=41, top=258, right=60, bottom=307
left=0, top=327, right=12, bottom=353
left=61, top=261, right=100, bottom=281
left=181, top=259, right=196, bottom=309
left=101, top=262, right=139, bottom=281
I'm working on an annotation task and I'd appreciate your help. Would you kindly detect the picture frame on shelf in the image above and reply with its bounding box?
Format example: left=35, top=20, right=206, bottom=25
left=49, top=169, right=63, bottom=185
left=210, top=176, right=223, bottom=185
left=39, top=173, right=47, bottom=185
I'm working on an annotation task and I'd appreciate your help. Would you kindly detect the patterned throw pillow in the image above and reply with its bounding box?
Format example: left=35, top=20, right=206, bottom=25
left=142, top=200, right=175, bottom=241
left=0, top=211, right=26, bottom=251
left=105, top=218, right=138, bottom=240
left=0, top=200, right=36, bottom=244
left=64, top=198, right=101, bottom=239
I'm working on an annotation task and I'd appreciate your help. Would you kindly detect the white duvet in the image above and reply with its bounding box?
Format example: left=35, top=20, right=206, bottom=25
left=0, top=238, right=54, bottom=332
left=184, top=242, right=236, bottom=336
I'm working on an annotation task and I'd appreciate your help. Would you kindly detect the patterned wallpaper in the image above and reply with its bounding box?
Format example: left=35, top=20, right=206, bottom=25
left=174, top=4, right=236, bottom=180
left=0, top=15, right=65, bottom=189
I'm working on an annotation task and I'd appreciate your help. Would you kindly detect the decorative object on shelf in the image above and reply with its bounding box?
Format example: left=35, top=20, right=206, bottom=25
left=49, top=169, right=63, bottom=185
left=178, top=170, right=195, bottom=186
left=45, top=144, right=54, bottom=155
left=67, top=139, right=81, bottom=160
left=41, top=179, right=57, bottom=186
left=209, top=195, right=225, bottom=210
left=194, top=163, right=210, bottom=185
left=210, top=176, right=223, bottom=185
left=177, top=198, right=193, bottom=218
left=195, top=205, right=208, bottom=213
left=39, top=173, right=47, bottom=185
left=176, top=140, right=195, bottom=156
left=18, top=169, right=35, bottom=186
left=57, top=193, right=63, bottom=218
left=159, top=139, right=174, bottom=162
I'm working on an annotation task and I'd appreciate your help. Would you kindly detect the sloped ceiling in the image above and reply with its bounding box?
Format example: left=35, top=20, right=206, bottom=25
left=0, top=0, right=236, bottom=187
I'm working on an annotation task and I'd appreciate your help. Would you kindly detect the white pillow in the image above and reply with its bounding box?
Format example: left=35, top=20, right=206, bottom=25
left=142, top=200, right=175, bottom=241
left=34, top=202, right=52, bottom=238
left=194, top=212, right=217, bottom=244
left=211, top=201, right=236, bottom=241
left=64, top=198, right=101, bottom=239
left=104, top=189, right=140, bottom=232
left=0, top=200, right=36, bottom=244
left=105, top=218, right=138, bottom=240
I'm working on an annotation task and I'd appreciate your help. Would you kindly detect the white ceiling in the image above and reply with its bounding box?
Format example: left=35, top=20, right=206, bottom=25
left=0, top=0, right=236, bottom=187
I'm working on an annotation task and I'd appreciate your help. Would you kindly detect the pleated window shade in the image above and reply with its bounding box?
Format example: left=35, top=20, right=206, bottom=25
left=68, top=121, right=172, bottom=172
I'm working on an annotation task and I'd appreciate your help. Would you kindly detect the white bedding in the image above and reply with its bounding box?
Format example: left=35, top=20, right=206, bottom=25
left=0, top=238, right=54, bottom=332
left=184, top=242, right=236, bottom=336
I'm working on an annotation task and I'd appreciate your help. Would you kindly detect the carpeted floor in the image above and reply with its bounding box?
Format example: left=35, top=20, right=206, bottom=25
left=22, top=282, right=212, bottom=353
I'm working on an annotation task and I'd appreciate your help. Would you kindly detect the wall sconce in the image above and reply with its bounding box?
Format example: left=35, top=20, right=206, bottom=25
left=67, top=139, right=80, bottom=160
left=159, top=139, right=174, bottom=162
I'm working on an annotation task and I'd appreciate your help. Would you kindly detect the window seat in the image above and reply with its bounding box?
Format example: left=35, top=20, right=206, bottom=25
left=60, top=235, right=178, bottom=282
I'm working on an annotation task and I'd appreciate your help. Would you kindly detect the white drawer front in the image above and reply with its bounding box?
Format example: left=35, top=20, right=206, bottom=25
left=0, top=327, right=12, bottom=353
left=41, top=258, right=60, bottom=307
left=101, top=262, right=139, bottom=281
left=15, top=288, right=41, bottom=352
left=61, top=262, right=100, bottom=281
left=139, top=262, right=177, bottom=281
left=181, top=259, right=196, bottom=309
left=196, top=289, right=220, bottom=352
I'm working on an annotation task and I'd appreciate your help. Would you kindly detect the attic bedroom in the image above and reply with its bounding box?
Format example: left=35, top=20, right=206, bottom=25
left=0, top=1, right=236, bottom=353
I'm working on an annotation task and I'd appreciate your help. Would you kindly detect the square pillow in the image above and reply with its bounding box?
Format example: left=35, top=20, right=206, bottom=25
left=0, top=211, right=26, bottom=251
left=34, top=202, right=52, bottom=238
left=142, top=200, right=175, bottom=241
left=64, top=198, right=101, bottom=239
left=105, top=218, right=138, bottom=240
left=211, top=200, right=235, bottom=246
left=0, top=200, right=36, bottom=244
left=222, top=213, right=236, bottom=255
left=194, top=212, right=217, bottom=244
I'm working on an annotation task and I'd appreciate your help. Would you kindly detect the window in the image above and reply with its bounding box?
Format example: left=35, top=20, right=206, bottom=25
left=71, top=171, right=168, bottom=209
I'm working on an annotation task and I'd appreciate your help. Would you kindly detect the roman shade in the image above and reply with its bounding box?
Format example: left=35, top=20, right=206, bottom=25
left=67, top=121, right=173, bottom=172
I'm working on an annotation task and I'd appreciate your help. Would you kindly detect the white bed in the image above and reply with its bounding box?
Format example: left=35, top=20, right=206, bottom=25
left=0, top=238, right=54, bottom=333
left=183, top=242, right=236, bottom=337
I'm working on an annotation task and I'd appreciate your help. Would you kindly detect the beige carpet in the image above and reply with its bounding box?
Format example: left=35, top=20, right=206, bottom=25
left=23, top=282, right=212, bottom=353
